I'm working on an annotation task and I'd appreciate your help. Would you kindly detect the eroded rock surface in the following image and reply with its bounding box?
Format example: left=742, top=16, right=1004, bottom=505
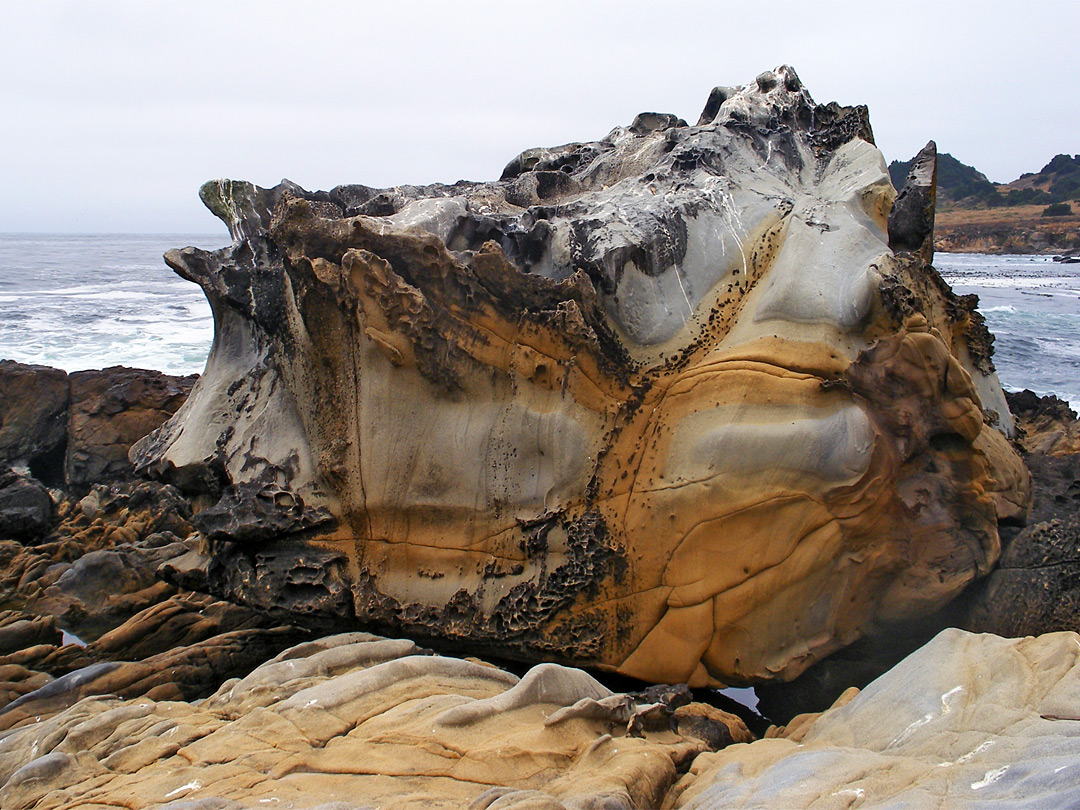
left=133, top=66, right=1030, bottom=686
left=0, top=633, right=745, bottom=810
left=669, top=629, right=1080, bottom=809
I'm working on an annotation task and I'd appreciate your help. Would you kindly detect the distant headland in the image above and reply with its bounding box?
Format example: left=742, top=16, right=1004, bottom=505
left=889, top=152, right=1080, bottom=254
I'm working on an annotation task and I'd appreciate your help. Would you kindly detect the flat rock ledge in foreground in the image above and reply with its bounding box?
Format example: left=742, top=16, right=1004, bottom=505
left=132, top=66, right=1031, bottom=686
left=0, top=632, right=749, bottom=810
left=1, top=629, right=1078, bottom=809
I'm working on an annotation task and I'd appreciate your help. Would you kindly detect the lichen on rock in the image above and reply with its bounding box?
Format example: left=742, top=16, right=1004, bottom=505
left=131, top=66, right=1031, bottom=687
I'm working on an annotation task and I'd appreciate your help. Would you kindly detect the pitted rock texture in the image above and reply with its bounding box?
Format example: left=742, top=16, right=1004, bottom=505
left=0, top=633, right=744, bottom=810
left=133, top=66, right=1030, bottom=686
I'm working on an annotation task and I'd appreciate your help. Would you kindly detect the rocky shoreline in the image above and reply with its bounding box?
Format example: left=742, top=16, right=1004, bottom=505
left=934, top=211, right=1080, bottom=255
left=3, top=67, right=1080, bottom=807
left=0, top=360, right=1077, bottom=806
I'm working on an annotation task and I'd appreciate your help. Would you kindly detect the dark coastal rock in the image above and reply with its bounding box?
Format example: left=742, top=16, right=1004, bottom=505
left=966, top=514, right=1080, bottom=637
left=0, top=480, right=194, bottom=643
left=888, top=139, right=937, bottom=262
left=0, top=362, right=196, bottom=492
left=0, top=361, right=69, bottom=485
left=65, top=366, right=197, bottom=489
left=961, top=444, right=1080, bottom=638
left=0, top=469, right=55, bottom=541
left=0, top=610, right=62, bottom=655
left=192, top=482, right=336, bottom=544
left=1006, top=388, right=1080, bottom=455
left=130, top=66, right=1029, bottom=687
left=89, top=591, right=279, bottom=661
left=0, top=624, right=309, bottom=731
left=29, top=533, right=188, bottom=639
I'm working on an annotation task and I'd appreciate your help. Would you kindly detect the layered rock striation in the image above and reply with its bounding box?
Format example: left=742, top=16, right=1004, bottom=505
left=132, top=67, right=1030, bottom=686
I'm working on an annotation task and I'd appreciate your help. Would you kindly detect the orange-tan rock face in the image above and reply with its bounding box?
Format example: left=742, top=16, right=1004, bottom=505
left=132, top=67, right=1030, bottom=687
left=0, top=634, right=744, bottom=810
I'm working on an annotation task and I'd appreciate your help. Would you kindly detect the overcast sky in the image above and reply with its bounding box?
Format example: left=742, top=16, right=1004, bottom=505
left=2, top=1, right=1077, bottom=233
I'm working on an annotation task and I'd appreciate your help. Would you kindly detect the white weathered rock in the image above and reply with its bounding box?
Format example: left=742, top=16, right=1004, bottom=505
left=0, top=634, right=738, bottom=810
left=672, top=629, right=1080, bottom=808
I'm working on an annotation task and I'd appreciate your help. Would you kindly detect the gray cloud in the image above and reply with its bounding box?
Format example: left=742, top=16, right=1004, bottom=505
left=2, top=0, right=1077, bottom=232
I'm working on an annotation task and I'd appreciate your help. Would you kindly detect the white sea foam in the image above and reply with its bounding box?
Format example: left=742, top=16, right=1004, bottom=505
left=0, top=234, right=219, bottom=376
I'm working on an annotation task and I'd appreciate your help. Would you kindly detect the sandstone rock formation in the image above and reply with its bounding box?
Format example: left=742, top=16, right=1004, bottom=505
left=755, top=388, right=1080, bottom=723
left=669, top=629, right=1080, bottom=809
left=132, top=66, right=1031, bottom=687
left=0, top=633, right=748, bottom=810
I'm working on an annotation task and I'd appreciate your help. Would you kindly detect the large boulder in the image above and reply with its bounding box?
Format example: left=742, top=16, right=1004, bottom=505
left=132, top=66, right=1030, bottom=686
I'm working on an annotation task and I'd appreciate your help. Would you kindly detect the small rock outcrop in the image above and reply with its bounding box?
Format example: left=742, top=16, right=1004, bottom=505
left=1006, top=388, right=1080, bottom=456
left=888, top=139, right=937, bottom=262
left=132, top=66, right=1030, bottom=686
left=0, top=363, right=196, bottom=492
left=961, top=390, right=1080, bottom=638
left=0, top=361, right=69, bottom=485
left=64, top=367, right=197, bottom=489
left=0, top=469, right=55, bottom=541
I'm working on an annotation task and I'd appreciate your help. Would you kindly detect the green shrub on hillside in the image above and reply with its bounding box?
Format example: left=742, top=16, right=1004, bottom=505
left=1041, top=202, right=1073, bottom=217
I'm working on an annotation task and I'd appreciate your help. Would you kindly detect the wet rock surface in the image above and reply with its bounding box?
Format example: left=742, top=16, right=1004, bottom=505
left=133, top=66, right=1029, bottom=686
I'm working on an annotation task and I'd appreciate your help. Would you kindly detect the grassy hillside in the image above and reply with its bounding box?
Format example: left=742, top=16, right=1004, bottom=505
left=889, top=152, right=1080, bottom=253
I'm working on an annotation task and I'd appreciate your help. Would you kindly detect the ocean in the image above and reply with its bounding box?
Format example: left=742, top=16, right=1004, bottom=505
left=0, top=235, right=1077, bottom=407
left=935, top=253, right=1080, bottom=408
left=0, top=234, right=224, bottom=376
